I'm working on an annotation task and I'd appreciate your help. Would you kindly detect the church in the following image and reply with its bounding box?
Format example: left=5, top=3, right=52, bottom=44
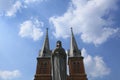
left=34, top=28, right=88, bottom=80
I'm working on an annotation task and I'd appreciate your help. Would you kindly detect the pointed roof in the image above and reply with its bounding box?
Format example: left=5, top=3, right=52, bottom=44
left=69, top=28, right=81, bottom=57
left=39, top=28, right=51, bottom=57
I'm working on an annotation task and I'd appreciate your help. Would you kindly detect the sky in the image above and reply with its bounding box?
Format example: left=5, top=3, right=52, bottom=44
left=0, top=0, right=120, bottom=80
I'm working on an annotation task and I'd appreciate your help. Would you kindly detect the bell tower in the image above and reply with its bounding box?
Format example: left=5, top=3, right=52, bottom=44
left=34, top=28, right=52, bottom=80
left=67, top=28, right=87, bottom=80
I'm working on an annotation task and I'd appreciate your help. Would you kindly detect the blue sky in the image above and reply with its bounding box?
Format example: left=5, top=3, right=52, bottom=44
left=0, top=0, right=120, bottom=80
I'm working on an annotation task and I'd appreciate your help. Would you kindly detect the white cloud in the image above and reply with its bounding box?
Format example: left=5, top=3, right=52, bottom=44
left=6, top=1, right=22, bottom=16
left=19, top=18, right=44, bottom=41
left=0, top=0, right=47, bottom=16
left=0, top=70, right=21, bottom=80
left=81, top=48, right=110, bottom=79
left=49, top=0, right=119, bottom=45
left=24, top=0, right=47, bottom=4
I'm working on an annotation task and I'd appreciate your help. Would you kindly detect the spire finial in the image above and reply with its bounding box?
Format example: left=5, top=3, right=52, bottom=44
left=71, top=27, right=74, bottom=35
left=46, top=28, right=48, bottom=31
left=70, top=27, right=73, bottom=33
left=46, top=28, right=48, bottom=36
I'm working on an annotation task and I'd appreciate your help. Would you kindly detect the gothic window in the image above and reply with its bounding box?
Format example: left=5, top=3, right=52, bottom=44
left=77, top=62, right=80, bottom=73
left=72, top=62, right=76, bottom=73
left=40, top=61, right=48, bottom=74
left=72, top=61, right=80, bottom=73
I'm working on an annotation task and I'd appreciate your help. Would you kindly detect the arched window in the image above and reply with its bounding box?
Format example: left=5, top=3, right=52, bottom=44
left=77, top=62, right=80, bottom=73
left=72, top=61, right=80, bottom=73
left=40, top=61, right=48, bottom=74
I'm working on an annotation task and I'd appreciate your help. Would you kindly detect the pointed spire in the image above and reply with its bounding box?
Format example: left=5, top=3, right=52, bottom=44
left=69, top=27, right=81, bottom=57
left=39, top=28, right=51, bottom=57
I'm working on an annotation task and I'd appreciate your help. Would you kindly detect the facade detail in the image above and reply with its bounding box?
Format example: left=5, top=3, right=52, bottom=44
left=34, top=28, right=87, bottom=80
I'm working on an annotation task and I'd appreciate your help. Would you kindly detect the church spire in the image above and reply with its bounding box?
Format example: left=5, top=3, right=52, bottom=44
left=39, top=28, right=51, bottom=57
left=69, top=28, right=81, bottom=57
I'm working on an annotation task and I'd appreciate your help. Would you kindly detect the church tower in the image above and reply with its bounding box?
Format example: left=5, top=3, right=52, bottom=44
left=67, top=28, right=87, bottom=80
left=34, top=28, right=52, bottom=80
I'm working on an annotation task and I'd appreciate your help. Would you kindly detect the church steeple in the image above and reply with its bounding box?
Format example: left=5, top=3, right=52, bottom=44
left=39, top=28, right=51, bottom=57
left=69, top=28, right=81, bottom=57
left=34, top=28, right=51, bottom=80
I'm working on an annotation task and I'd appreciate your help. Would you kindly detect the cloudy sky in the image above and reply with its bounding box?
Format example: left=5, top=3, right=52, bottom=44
left=0, top=0, right=120, bottom=80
